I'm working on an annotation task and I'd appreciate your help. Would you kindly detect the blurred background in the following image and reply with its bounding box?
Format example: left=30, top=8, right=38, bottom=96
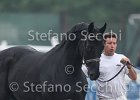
left=0, top=0, right=140, bottom=99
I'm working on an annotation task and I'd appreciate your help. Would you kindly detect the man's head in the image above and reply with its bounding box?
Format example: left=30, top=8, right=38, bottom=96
left=103, top=32, right=117, bottom=56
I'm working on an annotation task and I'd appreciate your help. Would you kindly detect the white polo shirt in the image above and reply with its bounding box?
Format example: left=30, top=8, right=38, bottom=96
left=96, top=53, right=129, bottom=99
left=82, top=53, right=129, bottom=99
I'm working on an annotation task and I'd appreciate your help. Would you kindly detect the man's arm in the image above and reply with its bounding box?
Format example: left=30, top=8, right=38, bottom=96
left=127, top=65, right=137, bottom=80
left=121, top=57, right=137, bottom=80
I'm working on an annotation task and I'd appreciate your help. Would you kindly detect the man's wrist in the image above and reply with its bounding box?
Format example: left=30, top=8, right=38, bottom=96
left=127, top=65, right=132, bottom=69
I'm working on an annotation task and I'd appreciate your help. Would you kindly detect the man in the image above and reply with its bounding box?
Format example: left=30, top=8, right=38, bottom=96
left=82, top=32, right=137, bottom=100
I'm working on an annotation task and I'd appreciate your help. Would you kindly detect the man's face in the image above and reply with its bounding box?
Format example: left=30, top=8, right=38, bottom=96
left=104, top=37, right=117, bottom=56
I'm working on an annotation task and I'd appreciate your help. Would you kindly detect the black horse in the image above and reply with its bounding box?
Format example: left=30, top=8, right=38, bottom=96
left=0, top=22, right=106, bottom=100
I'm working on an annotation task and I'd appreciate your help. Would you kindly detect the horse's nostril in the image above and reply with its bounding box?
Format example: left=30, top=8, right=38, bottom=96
left=89, top=74, right=95, bottom=79
left=89, top=73, right=100, bottom=80
left=90, top=74, right=94, bottom=77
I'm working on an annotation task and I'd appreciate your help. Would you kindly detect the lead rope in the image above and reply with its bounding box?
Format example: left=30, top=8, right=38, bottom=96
left=98, top=64, right=126, bottom=82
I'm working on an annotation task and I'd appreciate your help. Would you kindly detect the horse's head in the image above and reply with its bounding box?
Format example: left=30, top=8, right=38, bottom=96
left=63, top=22, right=106, bottom=80
left=81, top=22, right=106, bottom=80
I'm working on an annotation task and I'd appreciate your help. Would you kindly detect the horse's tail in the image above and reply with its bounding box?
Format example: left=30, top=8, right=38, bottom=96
left=0, top=49, right=15, bottom=100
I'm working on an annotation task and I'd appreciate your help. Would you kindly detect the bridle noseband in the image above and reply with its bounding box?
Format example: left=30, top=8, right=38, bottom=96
left=82, top=58, right=100, bottom=65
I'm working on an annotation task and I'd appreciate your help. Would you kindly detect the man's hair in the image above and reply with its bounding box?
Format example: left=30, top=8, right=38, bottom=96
left=103, top=32, right=117, bottom=43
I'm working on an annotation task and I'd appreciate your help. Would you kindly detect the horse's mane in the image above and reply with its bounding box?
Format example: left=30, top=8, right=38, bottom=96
left=67, top=22, right=88, bottom=34
left=45, top=22, right=88, bottom=55
left=61, top=22, right=88, bottom=43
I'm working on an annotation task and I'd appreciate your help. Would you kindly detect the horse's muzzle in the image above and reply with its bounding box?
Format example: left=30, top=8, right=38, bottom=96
left=89, top=72, right=100, bottom=80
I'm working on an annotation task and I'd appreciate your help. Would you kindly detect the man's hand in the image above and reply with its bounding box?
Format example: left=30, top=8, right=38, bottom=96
left=120, top=57, right=132, bottom=69
left=121, top=57, right=137, bottom=80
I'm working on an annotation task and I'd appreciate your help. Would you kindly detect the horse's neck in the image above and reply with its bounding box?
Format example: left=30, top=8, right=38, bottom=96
left=63, top=41, right=82, bottom=64
left=44, top=40, right=82, bottom=69
left=51, top=41, right=82, bottom=67
left=42, top=41, right=83, bottom=81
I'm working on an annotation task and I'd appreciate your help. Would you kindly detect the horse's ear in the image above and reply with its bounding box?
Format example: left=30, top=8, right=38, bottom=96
left=99, top=23, right=107, bottom=33
left=88, top=22, right=94, bottom=33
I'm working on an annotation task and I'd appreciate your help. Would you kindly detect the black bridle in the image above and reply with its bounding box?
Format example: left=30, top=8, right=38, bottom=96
left=81, top=40, right=100, bottom=66
left=82, top=58, right=100, bottom=65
